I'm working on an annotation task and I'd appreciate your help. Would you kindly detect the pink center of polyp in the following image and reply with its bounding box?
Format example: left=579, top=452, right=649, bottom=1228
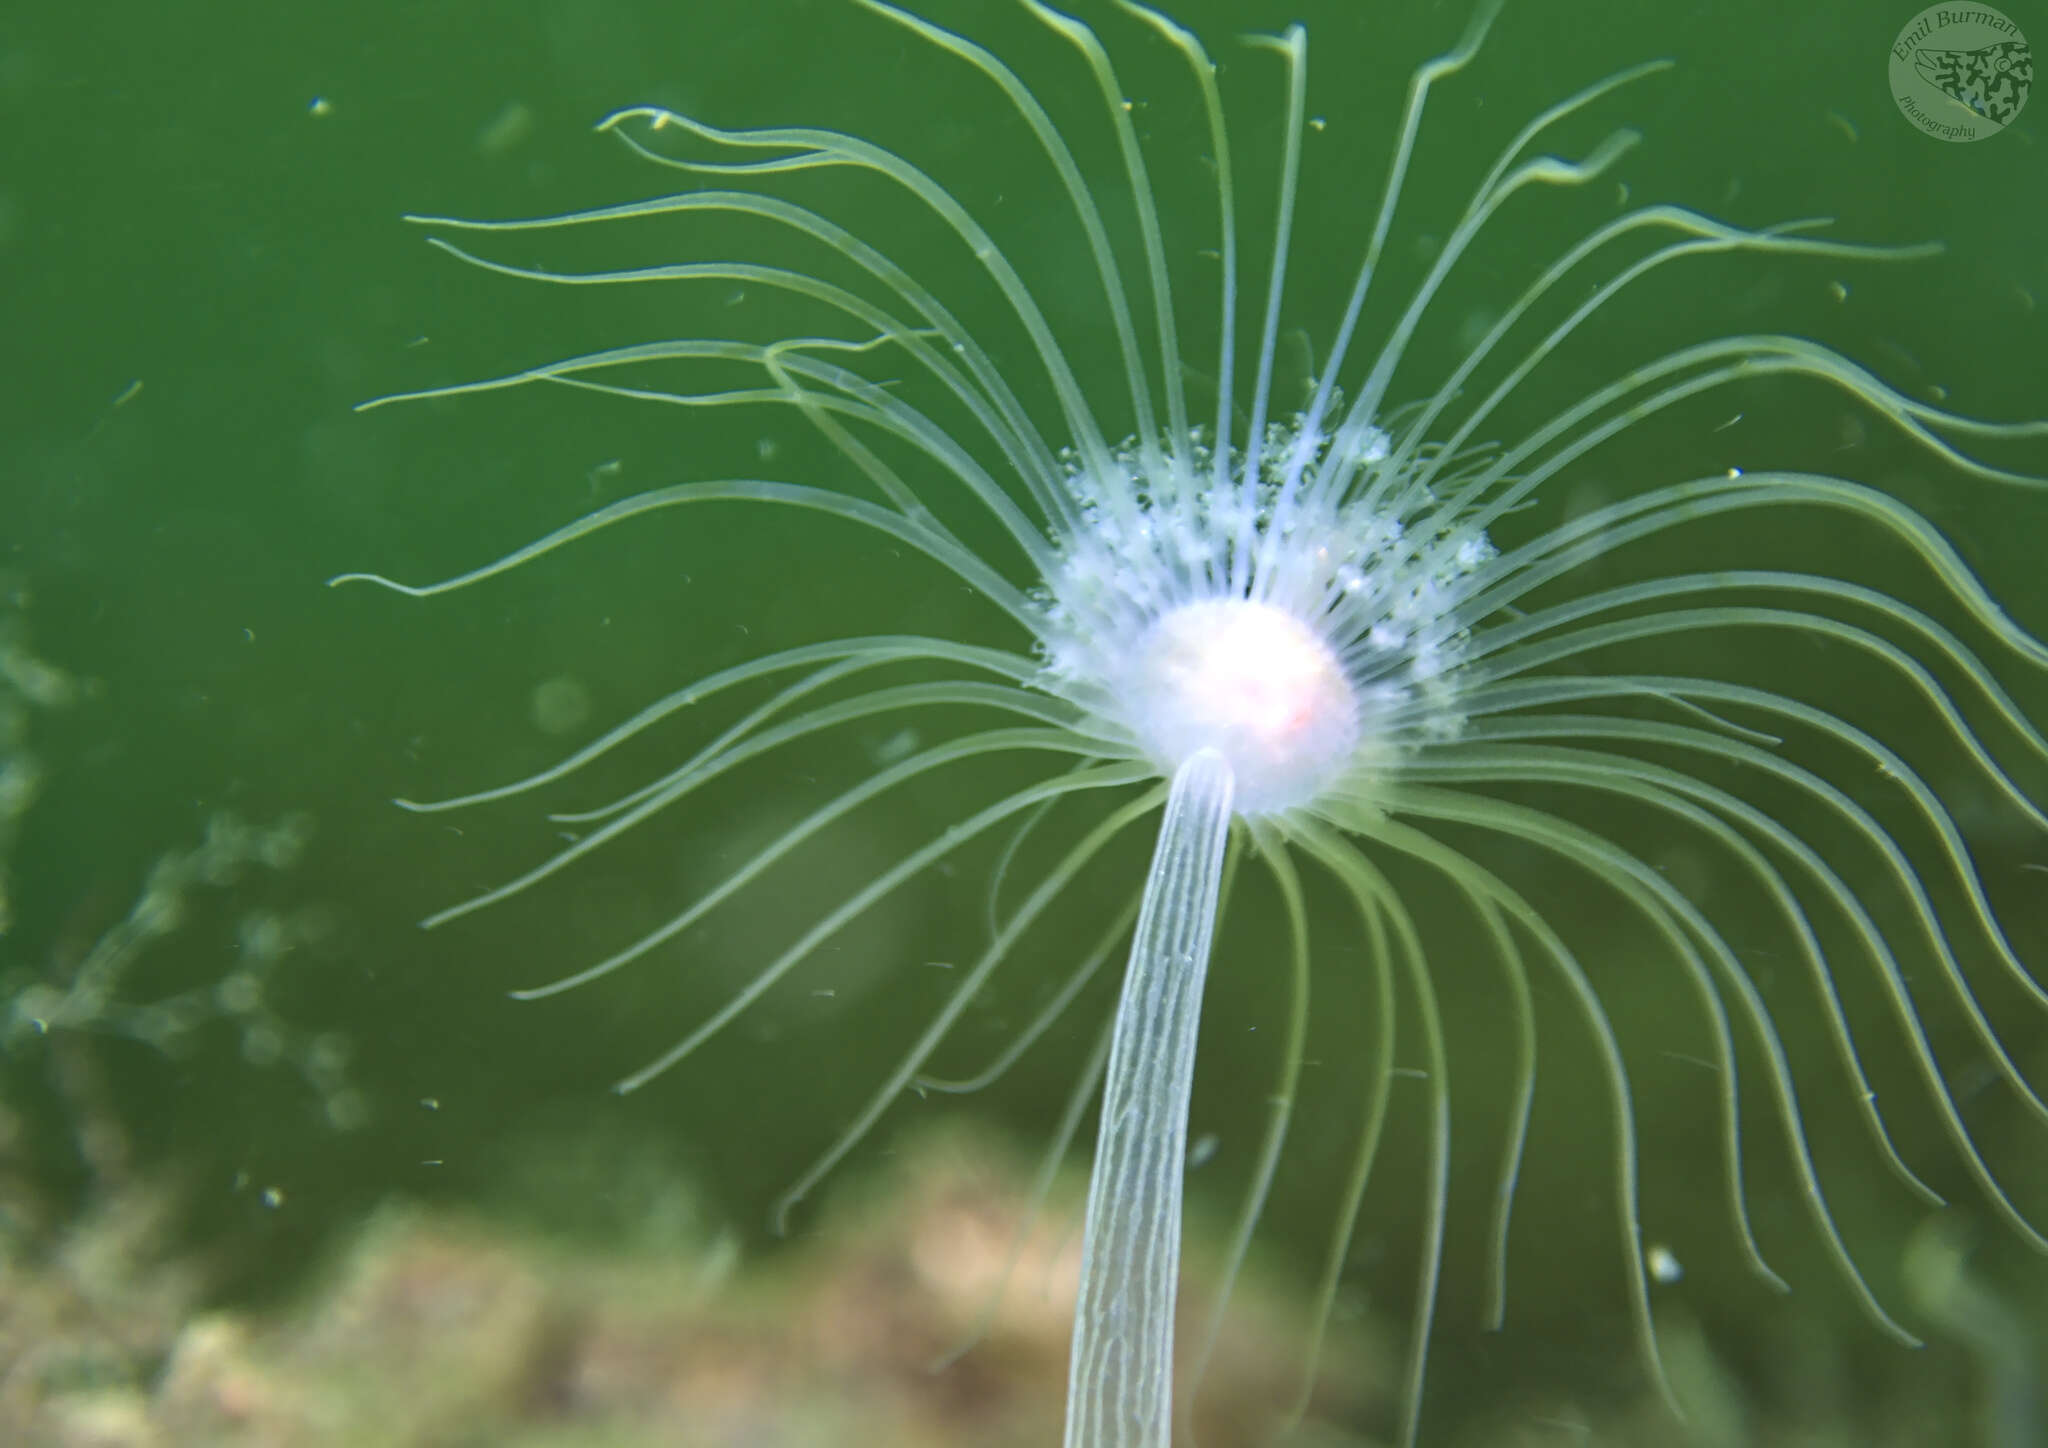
left=1125, top=598, right=1361, bottom=815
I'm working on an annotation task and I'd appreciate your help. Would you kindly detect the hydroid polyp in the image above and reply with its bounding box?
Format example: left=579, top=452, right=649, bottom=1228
left=341, top=2, right=2048, bottom=1442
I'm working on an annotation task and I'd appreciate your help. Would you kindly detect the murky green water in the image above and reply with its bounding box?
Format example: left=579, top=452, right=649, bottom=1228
left=5, top=0, right=2046, bottom=1441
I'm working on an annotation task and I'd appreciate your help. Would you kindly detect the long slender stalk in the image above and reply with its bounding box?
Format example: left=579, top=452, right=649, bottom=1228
left=1064, top=748, right=1235, bottom=1448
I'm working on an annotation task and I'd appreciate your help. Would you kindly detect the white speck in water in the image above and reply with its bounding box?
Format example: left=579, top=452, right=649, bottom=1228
left=1647, top=1244, right=1684, bottom=1284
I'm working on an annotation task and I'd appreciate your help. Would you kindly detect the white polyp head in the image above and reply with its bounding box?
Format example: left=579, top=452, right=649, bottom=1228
left=1122, top=597, right=1360, bottom=816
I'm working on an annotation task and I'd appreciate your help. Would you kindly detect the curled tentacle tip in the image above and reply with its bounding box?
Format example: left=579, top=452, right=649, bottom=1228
left=597, top=105, right=664, bottom=133
left=1239, top=25, right=1304, bottom=54
left=328, top=570, right=423, bottom=594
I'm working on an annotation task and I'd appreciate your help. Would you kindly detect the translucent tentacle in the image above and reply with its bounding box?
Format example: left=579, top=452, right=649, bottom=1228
left=1401, top=751, right=1932, bottom=1339
left=1227, top=24, right=1304, bottom=600
left=919, top=892, right=1140, bottom=1095
left=595, top=104, right=1124, bottom=486
left=1181, top=822, right=1310, bottom=1425
left=430, top=701, right=1085, bottom=939
left=514, top=730, right=1120, bottom=1002
left=771, top=781, right=1166, bottom=1231
left=1342, top=812, right=1683, bottom=1423
left=615, top=760, right=1155, bottom=1096
left=395, top=637, right=1036, bottom=816
left=1272, top=824, right=1395, bottom=1429
left=1110, top=0, right=1237, bottom=514
left=1306, top=0, right=1506, bottom=479
left=929, top=1010, right=1116, bottom=1373
left=1292, top=820, right=1455, bottom=1448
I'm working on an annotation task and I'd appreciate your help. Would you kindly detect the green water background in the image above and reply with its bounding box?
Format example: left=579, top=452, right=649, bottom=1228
left=5, top=0, right=2047, bottom=1438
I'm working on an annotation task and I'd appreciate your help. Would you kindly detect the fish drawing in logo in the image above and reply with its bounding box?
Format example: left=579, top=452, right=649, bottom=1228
left=1913, top=39, right=2032, bottom=124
